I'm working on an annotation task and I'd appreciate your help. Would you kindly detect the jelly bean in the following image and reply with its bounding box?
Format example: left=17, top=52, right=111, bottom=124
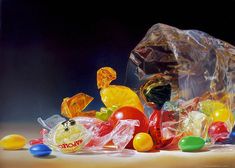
left=178, top=136, right=205, bottom=152
left=29, top=138, right=43, bottom=146
left=208, top=122, right=229, bottom=142
left=229, top=130, right=235, bottom=144
left=29, top=144, right=52, bottom=157
left=0, top=134, right=26, bottom=150
left=133, top=133, right=153, bottom=152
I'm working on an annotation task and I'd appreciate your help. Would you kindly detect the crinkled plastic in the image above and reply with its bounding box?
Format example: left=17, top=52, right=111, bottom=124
left=125, top=23, right=235, bottom=147
left=38, top=115, right=139, bottom=153
left=125, top=23, right=235, bottom=117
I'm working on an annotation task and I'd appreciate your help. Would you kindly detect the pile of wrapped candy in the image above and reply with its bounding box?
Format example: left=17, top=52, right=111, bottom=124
left=1, top=24, right=235, bottom=156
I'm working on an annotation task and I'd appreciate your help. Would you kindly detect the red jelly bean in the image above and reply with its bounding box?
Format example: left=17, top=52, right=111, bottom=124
left=208, top=121, right=229, bottom=143
left=29, top=138, right=43, bottom=146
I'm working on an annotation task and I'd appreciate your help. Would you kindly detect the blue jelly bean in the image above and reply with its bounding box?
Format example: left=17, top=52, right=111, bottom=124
left=229, top=130, right=235, bottom=143
left=29, top=144, right=52, bottom=157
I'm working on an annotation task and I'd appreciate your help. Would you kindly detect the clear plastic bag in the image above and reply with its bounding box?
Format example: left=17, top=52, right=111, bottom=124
left=125, top=23, right=235, bottom=147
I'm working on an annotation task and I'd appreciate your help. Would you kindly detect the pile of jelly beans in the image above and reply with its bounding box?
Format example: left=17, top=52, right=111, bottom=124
left=0, top=129, right=52, bottom=157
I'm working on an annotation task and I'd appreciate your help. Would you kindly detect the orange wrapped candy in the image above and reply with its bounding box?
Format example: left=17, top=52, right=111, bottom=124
left=61, top=93, right=96, bottom=118
left=97, top=67, right=116, bottom=89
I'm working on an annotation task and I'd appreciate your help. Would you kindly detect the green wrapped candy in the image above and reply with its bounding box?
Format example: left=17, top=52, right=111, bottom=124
left=178, top=136, right=205, bottom=152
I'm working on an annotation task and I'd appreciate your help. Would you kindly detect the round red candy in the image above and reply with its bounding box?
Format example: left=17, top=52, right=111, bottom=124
left=109, top=106, right=149, bottom=149
left=208, top=121, right=229, bottom=142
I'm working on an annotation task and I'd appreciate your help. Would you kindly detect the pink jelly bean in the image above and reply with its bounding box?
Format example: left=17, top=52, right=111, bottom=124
left=29, top=138, right=43, bottom=146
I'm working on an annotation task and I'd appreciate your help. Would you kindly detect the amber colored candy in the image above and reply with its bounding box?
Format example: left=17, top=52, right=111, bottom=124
left=61, top=93, right=95, bottom=118
left=97, top=67, right=117, bottom=89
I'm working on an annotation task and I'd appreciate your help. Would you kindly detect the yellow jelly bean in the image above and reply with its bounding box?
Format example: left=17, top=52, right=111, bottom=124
left=133, top=133, right=153, bottom=152
left=0, top=134, right=27, bottom=150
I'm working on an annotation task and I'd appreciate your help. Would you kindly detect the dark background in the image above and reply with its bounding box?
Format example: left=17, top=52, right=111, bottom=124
left=1, top=0, right=235, bottom=122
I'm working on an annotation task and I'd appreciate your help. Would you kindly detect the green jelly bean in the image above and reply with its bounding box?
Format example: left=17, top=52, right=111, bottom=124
left=178, top=136, right=205, bottom=152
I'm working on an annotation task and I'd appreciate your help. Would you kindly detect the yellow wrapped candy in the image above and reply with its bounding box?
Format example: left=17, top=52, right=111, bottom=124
left=199, top=100, right=234, bottom=125
left=100, top=85, right=144, bottom=112
left=97, top=67, right=144, bottom=112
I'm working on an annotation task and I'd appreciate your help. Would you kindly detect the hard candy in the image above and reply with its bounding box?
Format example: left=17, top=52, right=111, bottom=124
left=208, top=121, right=229, bottom=143
left=52, top=120, right=92, bottom=153
left=100, top=85, right=144, bottom=112
left=61, top=93, right=96, bottom=118
left=133, top=133, right=153, bottom=152
left=29, top=144, right=52, bottom=157
left=0, top=134, right=26, bottom=150
left=199, top=100, right=234, bottom=124
left=182, top=111, right=209, bottom=138
left=178, top=136, right=205, bottom=152
left=140, top=74, right=171, bottom=109
left=97, top=67, right=116, bottom=89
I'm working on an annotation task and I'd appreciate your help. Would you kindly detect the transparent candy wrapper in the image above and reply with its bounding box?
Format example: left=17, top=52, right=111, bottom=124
left=125, top=23, right=235, bottom=147
left=38, top=115, right=139, bottom=153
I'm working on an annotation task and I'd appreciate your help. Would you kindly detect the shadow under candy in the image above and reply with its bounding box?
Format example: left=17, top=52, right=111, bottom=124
left=33, top=155, right=57, bottom=159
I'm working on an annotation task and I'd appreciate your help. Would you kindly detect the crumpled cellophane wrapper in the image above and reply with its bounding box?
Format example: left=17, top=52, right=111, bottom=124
left=125, top=23, right=235, bottom=146
left=38, top=115, right=139, bottom=153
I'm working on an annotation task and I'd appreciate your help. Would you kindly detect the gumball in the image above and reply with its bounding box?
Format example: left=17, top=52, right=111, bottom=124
left=133, top=133, right=153, bottom=152
left=208, top=122, right=229, bottom=142
left=109, top=106, right=149, bottom=148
